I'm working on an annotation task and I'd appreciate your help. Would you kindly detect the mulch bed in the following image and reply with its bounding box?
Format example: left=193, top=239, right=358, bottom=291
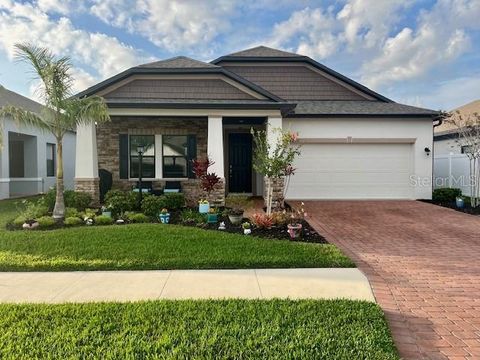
left=169, top=210, right=327, bottom=244
left=420, top=199, right=480, bottom=215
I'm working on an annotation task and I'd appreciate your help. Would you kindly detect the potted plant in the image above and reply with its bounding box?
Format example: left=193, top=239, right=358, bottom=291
left=198, top=199, right=210, bottom=214
left=242, top=221, right=251, bottom=235
left=287, top=202, right=307, bottom=240
left=456, top=196, right=465, bottom=209
left=101, top=205, right=112, bottom=218
left=207, top=207, right=218, bottom=224
left=227, top=208, right=244, bottom=225
left=159, top=208, right=170, bottom=224
left=192, top=158, right=220, bottom=213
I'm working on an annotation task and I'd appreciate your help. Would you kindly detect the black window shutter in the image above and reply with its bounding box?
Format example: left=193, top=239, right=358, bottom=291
left=186, top=135, right=197, bottom=179
left=119, top=134, right=129, bottom=179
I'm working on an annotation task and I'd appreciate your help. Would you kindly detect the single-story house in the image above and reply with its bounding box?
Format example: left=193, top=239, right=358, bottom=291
left=74, top=46, right=438, bottom=204
left=0, top=86, right=76, bottom=199
left=433, top=99, right=480, bottom=195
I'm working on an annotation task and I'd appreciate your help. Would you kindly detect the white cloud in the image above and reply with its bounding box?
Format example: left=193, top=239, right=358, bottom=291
left=362, top=0, right=480, bottom=88
left=268, top=7, right=339, bottom=58
left=0, top=0, right=147, bottom=94
left=37, top=0, right=78, bottom=15
left=90, top=0, right=235, bottom=54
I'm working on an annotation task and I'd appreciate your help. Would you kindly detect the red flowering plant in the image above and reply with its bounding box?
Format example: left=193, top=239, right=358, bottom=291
left=191, top=157, right=220, bottom=202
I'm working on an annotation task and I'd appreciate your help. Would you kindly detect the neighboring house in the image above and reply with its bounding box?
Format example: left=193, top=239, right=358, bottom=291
left=0, top=86, right=76, bottom=199
left=433, top=99, right=480, bottom=195
left=74, top=46, right=438, bottom=204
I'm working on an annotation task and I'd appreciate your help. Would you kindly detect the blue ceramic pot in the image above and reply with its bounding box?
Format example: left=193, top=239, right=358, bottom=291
left=159, top=213, right=170, bottom=224
left=199, top=203, right=210, bottom=213
left=207, top=213, right=218, bottom=224
left=456, top=197, right=465, bottom=209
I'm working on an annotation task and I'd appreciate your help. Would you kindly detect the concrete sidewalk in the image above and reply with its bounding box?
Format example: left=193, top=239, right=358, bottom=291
left=0, top=268, right=374, bottom=303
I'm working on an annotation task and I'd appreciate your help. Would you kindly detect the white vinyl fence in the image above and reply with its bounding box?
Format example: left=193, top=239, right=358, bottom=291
left=434, top=153, right=472, bottom=196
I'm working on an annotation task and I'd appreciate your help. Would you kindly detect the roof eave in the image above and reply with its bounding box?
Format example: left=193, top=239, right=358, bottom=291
left=286, top=113, right=440, bottom=118
left=106, top=101, right=295, bottom=115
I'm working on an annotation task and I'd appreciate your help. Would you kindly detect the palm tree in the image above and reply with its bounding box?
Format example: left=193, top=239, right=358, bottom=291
left=0, top=43, right=110, bottom=219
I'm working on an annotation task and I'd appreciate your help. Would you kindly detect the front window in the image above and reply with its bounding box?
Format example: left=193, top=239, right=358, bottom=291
left=129, top=135, right=155, bottom=178
left=163, top=135, right=188, bottom=178
left=46, top=143, right=56, bottom=177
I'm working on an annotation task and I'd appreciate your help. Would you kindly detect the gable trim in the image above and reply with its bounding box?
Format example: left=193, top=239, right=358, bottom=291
left=212, top=56, right=392, bottom=102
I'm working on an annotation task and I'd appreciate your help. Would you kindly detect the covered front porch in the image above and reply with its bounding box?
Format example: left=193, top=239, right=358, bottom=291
left=74, top=108, right=284, bottom=205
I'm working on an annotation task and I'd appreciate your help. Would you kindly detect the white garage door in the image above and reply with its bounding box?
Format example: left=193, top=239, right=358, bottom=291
left=286, top=143, right=415, bottom=199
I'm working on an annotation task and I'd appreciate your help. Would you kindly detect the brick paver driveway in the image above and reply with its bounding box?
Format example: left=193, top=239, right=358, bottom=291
left=295, top=200, right=480, bottom=360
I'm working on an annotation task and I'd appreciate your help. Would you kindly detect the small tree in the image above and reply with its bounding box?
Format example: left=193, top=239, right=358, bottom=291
left=251, top=127, right=301, bottom=215
left=445, top=110, right=480, bottom=207
left=191, top=157, right=220, bottom=201
left=0, top=43, right=110, bottom=219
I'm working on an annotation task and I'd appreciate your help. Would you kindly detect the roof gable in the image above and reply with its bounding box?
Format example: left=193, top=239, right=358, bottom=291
left=212, top=46, right=392, bottom=102
left=138, top=56, right=219, bottom=69
left=224, top=46, right=301, bottom=58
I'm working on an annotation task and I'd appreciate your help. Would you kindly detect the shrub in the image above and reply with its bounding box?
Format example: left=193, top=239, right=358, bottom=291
left=181, top=208, right=207, bottom=224
left=432, top=188, right=462, bottom=203
left=141, top=195, right=167, bottom=217
left=41, top=188, right=92, bottom=211
left=81, top=208, right=98, bottom=220
left=271, top=211, right=289, bottom=226
left=252, top=213, right=274, bottom=229
left=64, top=217, right=83, bottom=226
left=126, top=212, right=150, bottom=223
left=65, top=207, right=81, bottom=218
left=36, top=216, right=56, bottom=229
left=94, top=215, right=114, bottom=225
left=18, top=199, right=49, bottom=220
left=164, top=193, right=185, bottom=210
left=104, top=190, right=139, bottom=216
left=13, top=216, right=27, bottom=227
left=64, top=190, right=92, bottom=210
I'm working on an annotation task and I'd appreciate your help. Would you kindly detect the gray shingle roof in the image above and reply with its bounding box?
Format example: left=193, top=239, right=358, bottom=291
left=0, top=85, right=43, bottom=114
left=137, top=56, right=219, bottom=69
left=224, top=46, right=302, bottom=58
left=291, top=101, right=438, bottom=116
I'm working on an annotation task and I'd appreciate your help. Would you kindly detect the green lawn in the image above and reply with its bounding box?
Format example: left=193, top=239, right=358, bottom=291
left=0, top=198, right=354, bottom=271
left=0, top=299, right=398, bottom=359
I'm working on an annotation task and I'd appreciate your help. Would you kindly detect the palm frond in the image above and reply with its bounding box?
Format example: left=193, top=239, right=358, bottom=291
left=0, top=105, right=51, bottom=133
left=14, top=43, right=74, bottom=110
left=64, top=96, right=111, bottom=128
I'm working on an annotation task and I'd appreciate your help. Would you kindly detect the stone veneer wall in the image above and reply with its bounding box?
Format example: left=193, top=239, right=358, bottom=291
left=94, top=116, right=226, bottom=205
left=263, top=177, right=285, bottom=209
left=75, top=178, right=100, bottom=206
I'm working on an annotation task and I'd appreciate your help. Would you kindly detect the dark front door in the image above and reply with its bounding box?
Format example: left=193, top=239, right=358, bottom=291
left=228, top=133, right=252, bottom=193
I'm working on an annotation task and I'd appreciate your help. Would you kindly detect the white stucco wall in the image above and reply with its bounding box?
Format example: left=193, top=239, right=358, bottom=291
left=434, top=138, right=462, bottom=155
left=0, top=116, right=76, bottom=199
left=285, top=117, right=434, bottom=199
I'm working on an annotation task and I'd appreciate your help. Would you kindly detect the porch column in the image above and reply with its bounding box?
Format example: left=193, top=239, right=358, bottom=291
left=207, top=116, right=224, bottom=177
left=207, top=115, right=225, bottom=205
left=74, top=122, right=100, bottom=204
left=267, top=116, right=283, bottom=154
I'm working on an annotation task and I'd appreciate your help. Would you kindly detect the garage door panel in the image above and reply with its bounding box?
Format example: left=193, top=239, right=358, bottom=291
left=286, top=143, right=414, bottom=199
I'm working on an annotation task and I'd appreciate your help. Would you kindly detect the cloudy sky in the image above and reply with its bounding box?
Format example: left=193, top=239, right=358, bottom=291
left=0, top=0, right=479, bottom=110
